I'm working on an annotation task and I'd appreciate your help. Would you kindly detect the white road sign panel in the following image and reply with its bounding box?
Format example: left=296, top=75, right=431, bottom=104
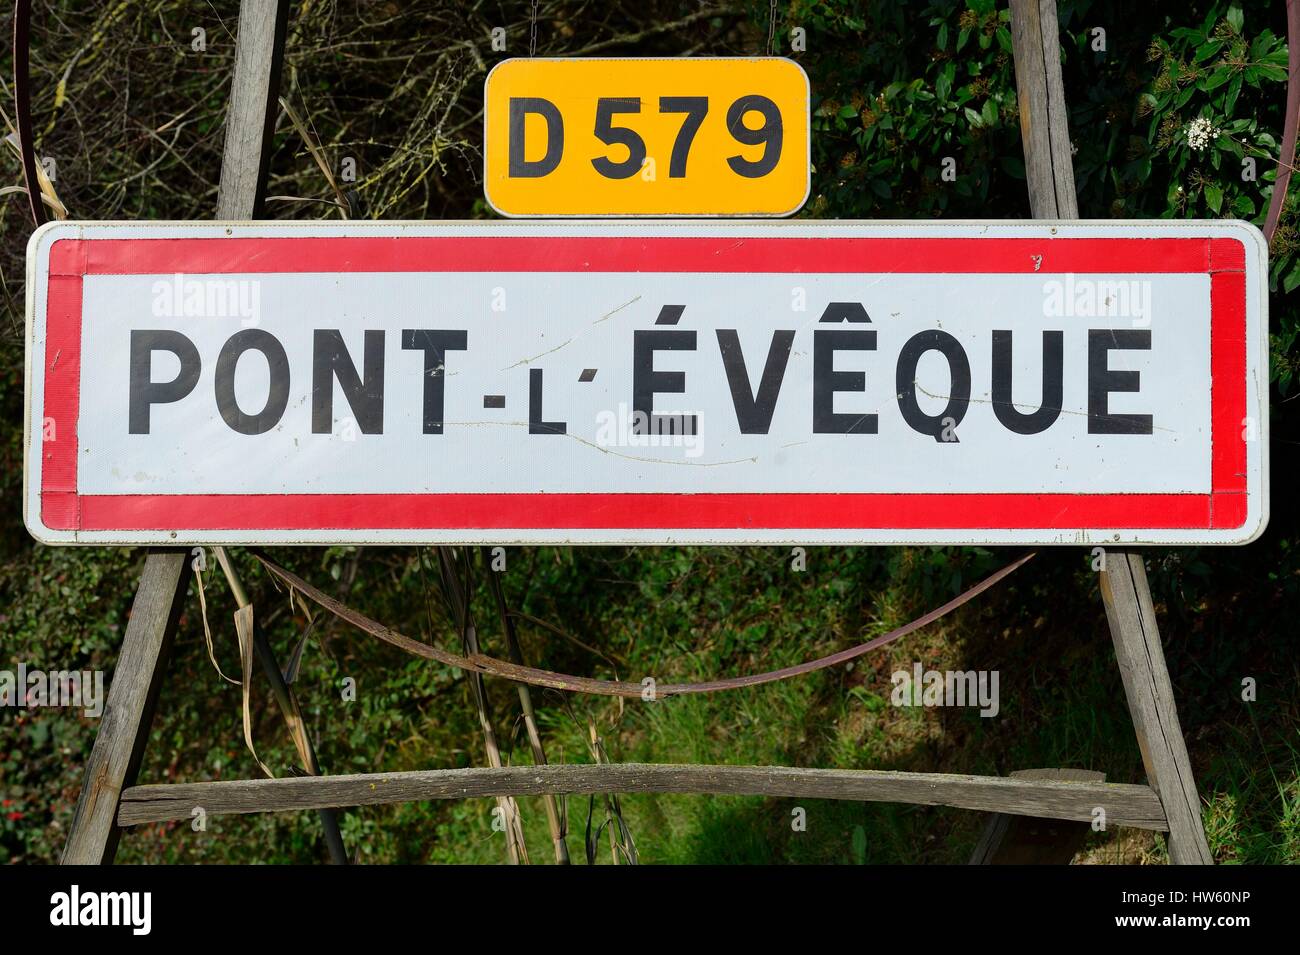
left=24, top=220, right=1267, bottom=545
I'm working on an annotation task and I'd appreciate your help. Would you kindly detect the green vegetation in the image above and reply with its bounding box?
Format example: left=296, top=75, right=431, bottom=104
left=1, top=0, right=1297, bottom=864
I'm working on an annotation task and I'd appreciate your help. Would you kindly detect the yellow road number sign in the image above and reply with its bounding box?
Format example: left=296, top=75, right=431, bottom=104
left=483, top=58, right=811, bottom=217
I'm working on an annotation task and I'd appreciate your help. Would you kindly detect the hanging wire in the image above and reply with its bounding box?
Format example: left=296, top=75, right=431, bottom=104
left=530, top=0, right=539, bottom=57
left=766, top=0, right=778, bottom=56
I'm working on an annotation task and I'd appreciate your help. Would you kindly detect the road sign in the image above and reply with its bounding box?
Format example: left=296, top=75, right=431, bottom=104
left=25, top=220, right=1267, bottom=545
left=482, top=57, right=811, bottom=217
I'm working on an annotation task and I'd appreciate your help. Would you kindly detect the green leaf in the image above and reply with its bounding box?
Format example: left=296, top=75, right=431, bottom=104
left=1194, top=40, right=1224, bottom=63
left=981, top=98, right=998, bottom=127
left=1284, top=259, right=1300, bottom=294
left=1203, top=68, right=1233, bottom=91
left=1227, top=4, right=1244, bottom=33
left=936, top=62, right=956, bottom=101
left=1225, top=73, right=1243, bottom=115
left=1204, top=182, right=1223, bottom=213
left=964, top=105, right=983, bottom=128
left=852, top=826, right=868, bottom=865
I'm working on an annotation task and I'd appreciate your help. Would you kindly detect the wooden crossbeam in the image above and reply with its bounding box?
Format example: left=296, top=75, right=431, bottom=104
left=116, top=764, right=1169, bottom=830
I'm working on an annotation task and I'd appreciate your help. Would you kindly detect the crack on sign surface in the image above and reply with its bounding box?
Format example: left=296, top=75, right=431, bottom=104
left=502, top=295, right=643, bottom=371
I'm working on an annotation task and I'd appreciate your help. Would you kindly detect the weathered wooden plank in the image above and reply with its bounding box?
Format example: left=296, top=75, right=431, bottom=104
left=216, top=0, right=291, bottom=219
left=1008, top=0, right=1079, bottom=218
left=117, top=763, right=1169, bottom=829
left=968, top=768, right=1104, bottom=864
left=1101, top=552, right=1213, bottom=864
left=62, top=550, right=189, bottom=864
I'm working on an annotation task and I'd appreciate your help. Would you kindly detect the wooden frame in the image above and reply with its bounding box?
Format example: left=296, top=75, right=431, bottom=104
left=59, top=0, right=1214, bottom=865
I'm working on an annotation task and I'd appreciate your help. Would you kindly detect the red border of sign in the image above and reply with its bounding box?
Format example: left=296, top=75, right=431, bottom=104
left=39, top=235, right=1249, bottom=532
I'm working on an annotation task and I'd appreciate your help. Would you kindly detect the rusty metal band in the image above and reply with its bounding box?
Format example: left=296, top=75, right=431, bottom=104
left=255, top=549, right=1037, bottom=699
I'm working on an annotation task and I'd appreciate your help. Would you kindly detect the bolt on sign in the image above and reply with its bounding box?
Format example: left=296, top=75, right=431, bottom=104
left=24, top=220, right=1267, bottom=545
left=482, top=57, right=811, bottom=217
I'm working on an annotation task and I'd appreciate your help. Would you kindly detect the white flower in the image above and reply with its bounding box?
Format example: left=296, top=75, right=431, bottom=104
left=1186, top=117, right=1221, bottom=151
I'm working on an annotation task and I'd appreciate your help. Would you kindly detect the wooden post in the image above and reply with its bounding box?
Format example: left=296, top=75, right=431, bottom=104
left=217, top=0, right=291, bottom=219
left=1009, top=0, right=1213, bottom=865
left=1008, top=0, right=1078, bottom=218
left=1100, top=554, right=1213, bottom=863
left=62, top=550, right=189, bottom=864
